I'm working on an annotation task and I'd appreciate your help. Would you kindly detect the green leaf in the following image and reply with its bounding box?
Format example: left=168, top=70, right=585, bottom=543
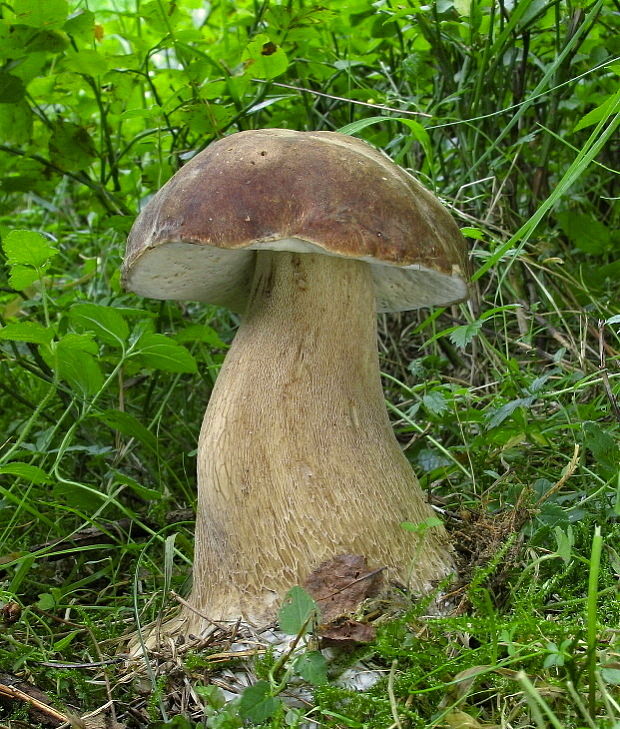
left=583, top=421, right=619, bottom=474
left=95, top=410, right=157, bottom=452
left=485, top=396, right=534, bottom=430
left=42, top=336, right=103, bottom=396
left=133, top=333, right=198, bottom=373
left=0, top=72, right=26, bottom=103
left=574, top=96, right=617, bottom=132
left=449, top=320, right=482, bottom=349
left=0, top=321, right=53, bottom=344
left=243, top=34, right=288, bottom=80
left=238, top=681, right=281, bottom=723
left=2, top=230, right=58, bottom=268
left=294, top=651, right=328, bottom=685
left=175, top=324, right=227, bottom=348
left=601, top=667, right=620, bottom=685
left=8, top=265, right=38, bottom=290
left=12, top=0, right=69, bottom=28
left=48, top=121, right=97, bottom=173
left=556, top=211, right=611, bottom=255
left=63, top=9, right=95, bottom=36
left=113, top=472, right=161, bottom=501
left=278, top=586, right=318, bottom=635
left=69, top=303, right=129, bottom=348
left=422, top=391, right=449, bottom=415
left=0, top=101, right=33, bottom=144
left=63, top=49, right=109, bottom=77
left=36, top=593, right=56, bottom=610
left=0, top=463, right=50, bottom=484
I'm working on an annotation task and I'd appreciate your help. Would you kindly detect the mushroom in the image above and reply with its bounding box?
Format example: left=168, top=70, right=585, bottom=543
left=123, top=129, right=469, bottom=635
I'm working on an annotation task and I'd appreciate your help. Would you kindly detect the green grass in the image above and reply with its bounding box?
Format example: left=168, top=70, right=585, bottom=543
left=0, top=0, right=618, bottom=726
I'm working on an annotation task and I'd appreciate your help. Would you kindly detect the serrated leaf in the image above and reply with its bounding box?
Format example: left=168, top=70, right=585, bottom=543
left=69, top=303, right=129, bottom=348
left=133, top=333, right=198, bottom=373
left=294, top=651, right=328, bottom=685
left=422, top=390, right=449, bottom=415
left=278, top=586, right=318, bottom=635
left=0, top=463, right=50, bottom=484
left=95, top=410, right=158, bottom=452
left=238, top=681, right=280, bottom=722
left=449, top=320, right=482, bottom=349
left=13, top=0, right=68, bottom=27
left=2, top=230, right=58, bottom=268
left=0, top=321, right=53, bottom=344
left=8, top=265, right=39, bottom=291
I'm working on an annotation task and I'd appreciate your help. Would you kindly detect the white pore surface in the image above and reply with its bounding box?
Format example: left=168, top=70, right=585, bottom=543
left=126, top=239, right=468, bottom=313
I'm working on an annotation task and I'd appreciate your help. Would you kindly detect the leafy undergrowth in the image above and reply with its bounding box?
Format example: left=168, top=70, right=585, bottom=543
left=0, top=0, right=618, bottom=727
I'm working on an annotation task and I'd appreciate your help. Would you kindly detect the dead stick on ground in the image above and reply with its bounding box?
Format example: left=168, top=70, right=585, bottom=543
left=536, top=444, right=581, bottom=507
left=0, top=681, right=69, bottom=725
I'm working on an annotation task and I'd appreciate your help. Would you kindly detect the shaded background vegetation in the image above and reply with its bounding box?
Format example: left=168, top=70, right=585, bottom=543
left=0, top=0, right=618, bottom=726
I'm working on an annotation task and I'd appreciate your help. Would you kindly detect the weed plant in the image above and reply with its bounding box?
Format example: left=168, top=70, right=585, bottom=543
left=0, top=0, right=618, bottom=727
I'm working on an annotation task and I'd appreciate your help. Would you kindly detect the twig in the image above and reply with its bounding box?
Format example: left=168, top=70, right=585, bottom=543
left=170, top=590, right=231, bottom=630
left=0, top=676, right=69, bottom=727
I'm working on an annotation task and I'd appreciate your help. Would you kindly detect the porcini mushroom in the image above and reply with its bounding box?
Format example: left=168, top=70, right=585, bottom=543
left=123, top=129, right=469, bottom=635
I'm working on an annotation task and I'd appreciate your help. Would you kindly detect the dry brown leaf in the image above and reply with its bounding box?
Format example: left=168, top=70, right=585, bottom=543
left=303, top=554, right=384, bottom=624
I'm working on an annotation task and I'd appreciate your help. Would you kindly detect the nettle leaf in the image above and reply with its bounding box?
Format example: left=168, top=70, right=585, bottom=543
left=295, top=651, right=328, bottom=685
left=0, top=72, right=26, bottom=103
left=238, top=681, right=281, bottom=723
left=69, top=303, right=129, bottom=348
left=0, top=462, right=50, bottom=484
left=278, top=586, right=318, bottom=635
left=2, top=230, right=58, bottom=268
left=133, top=333, right=198, bottom=373
left=12, top=0, right=69, bottom=28
left=48, top=121, right=97, bottom=173
left=422, top=390, right=449, bottom=415
left=0, top=321, right=53, bottom=344
left=243, top=34, right=288, bottom=80
left=449, top=320, right=482, bottom=349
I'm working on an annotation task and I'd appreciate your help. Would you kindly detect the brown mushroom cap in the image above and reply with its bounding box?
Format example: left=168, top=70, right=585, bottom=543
left=123, top=129, right=469, bottom=313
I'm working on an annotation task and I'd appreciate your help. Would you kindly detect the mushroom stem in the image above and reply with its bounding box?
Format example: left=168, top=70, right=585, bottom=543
left=188, top=251, right=453, bottom=630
